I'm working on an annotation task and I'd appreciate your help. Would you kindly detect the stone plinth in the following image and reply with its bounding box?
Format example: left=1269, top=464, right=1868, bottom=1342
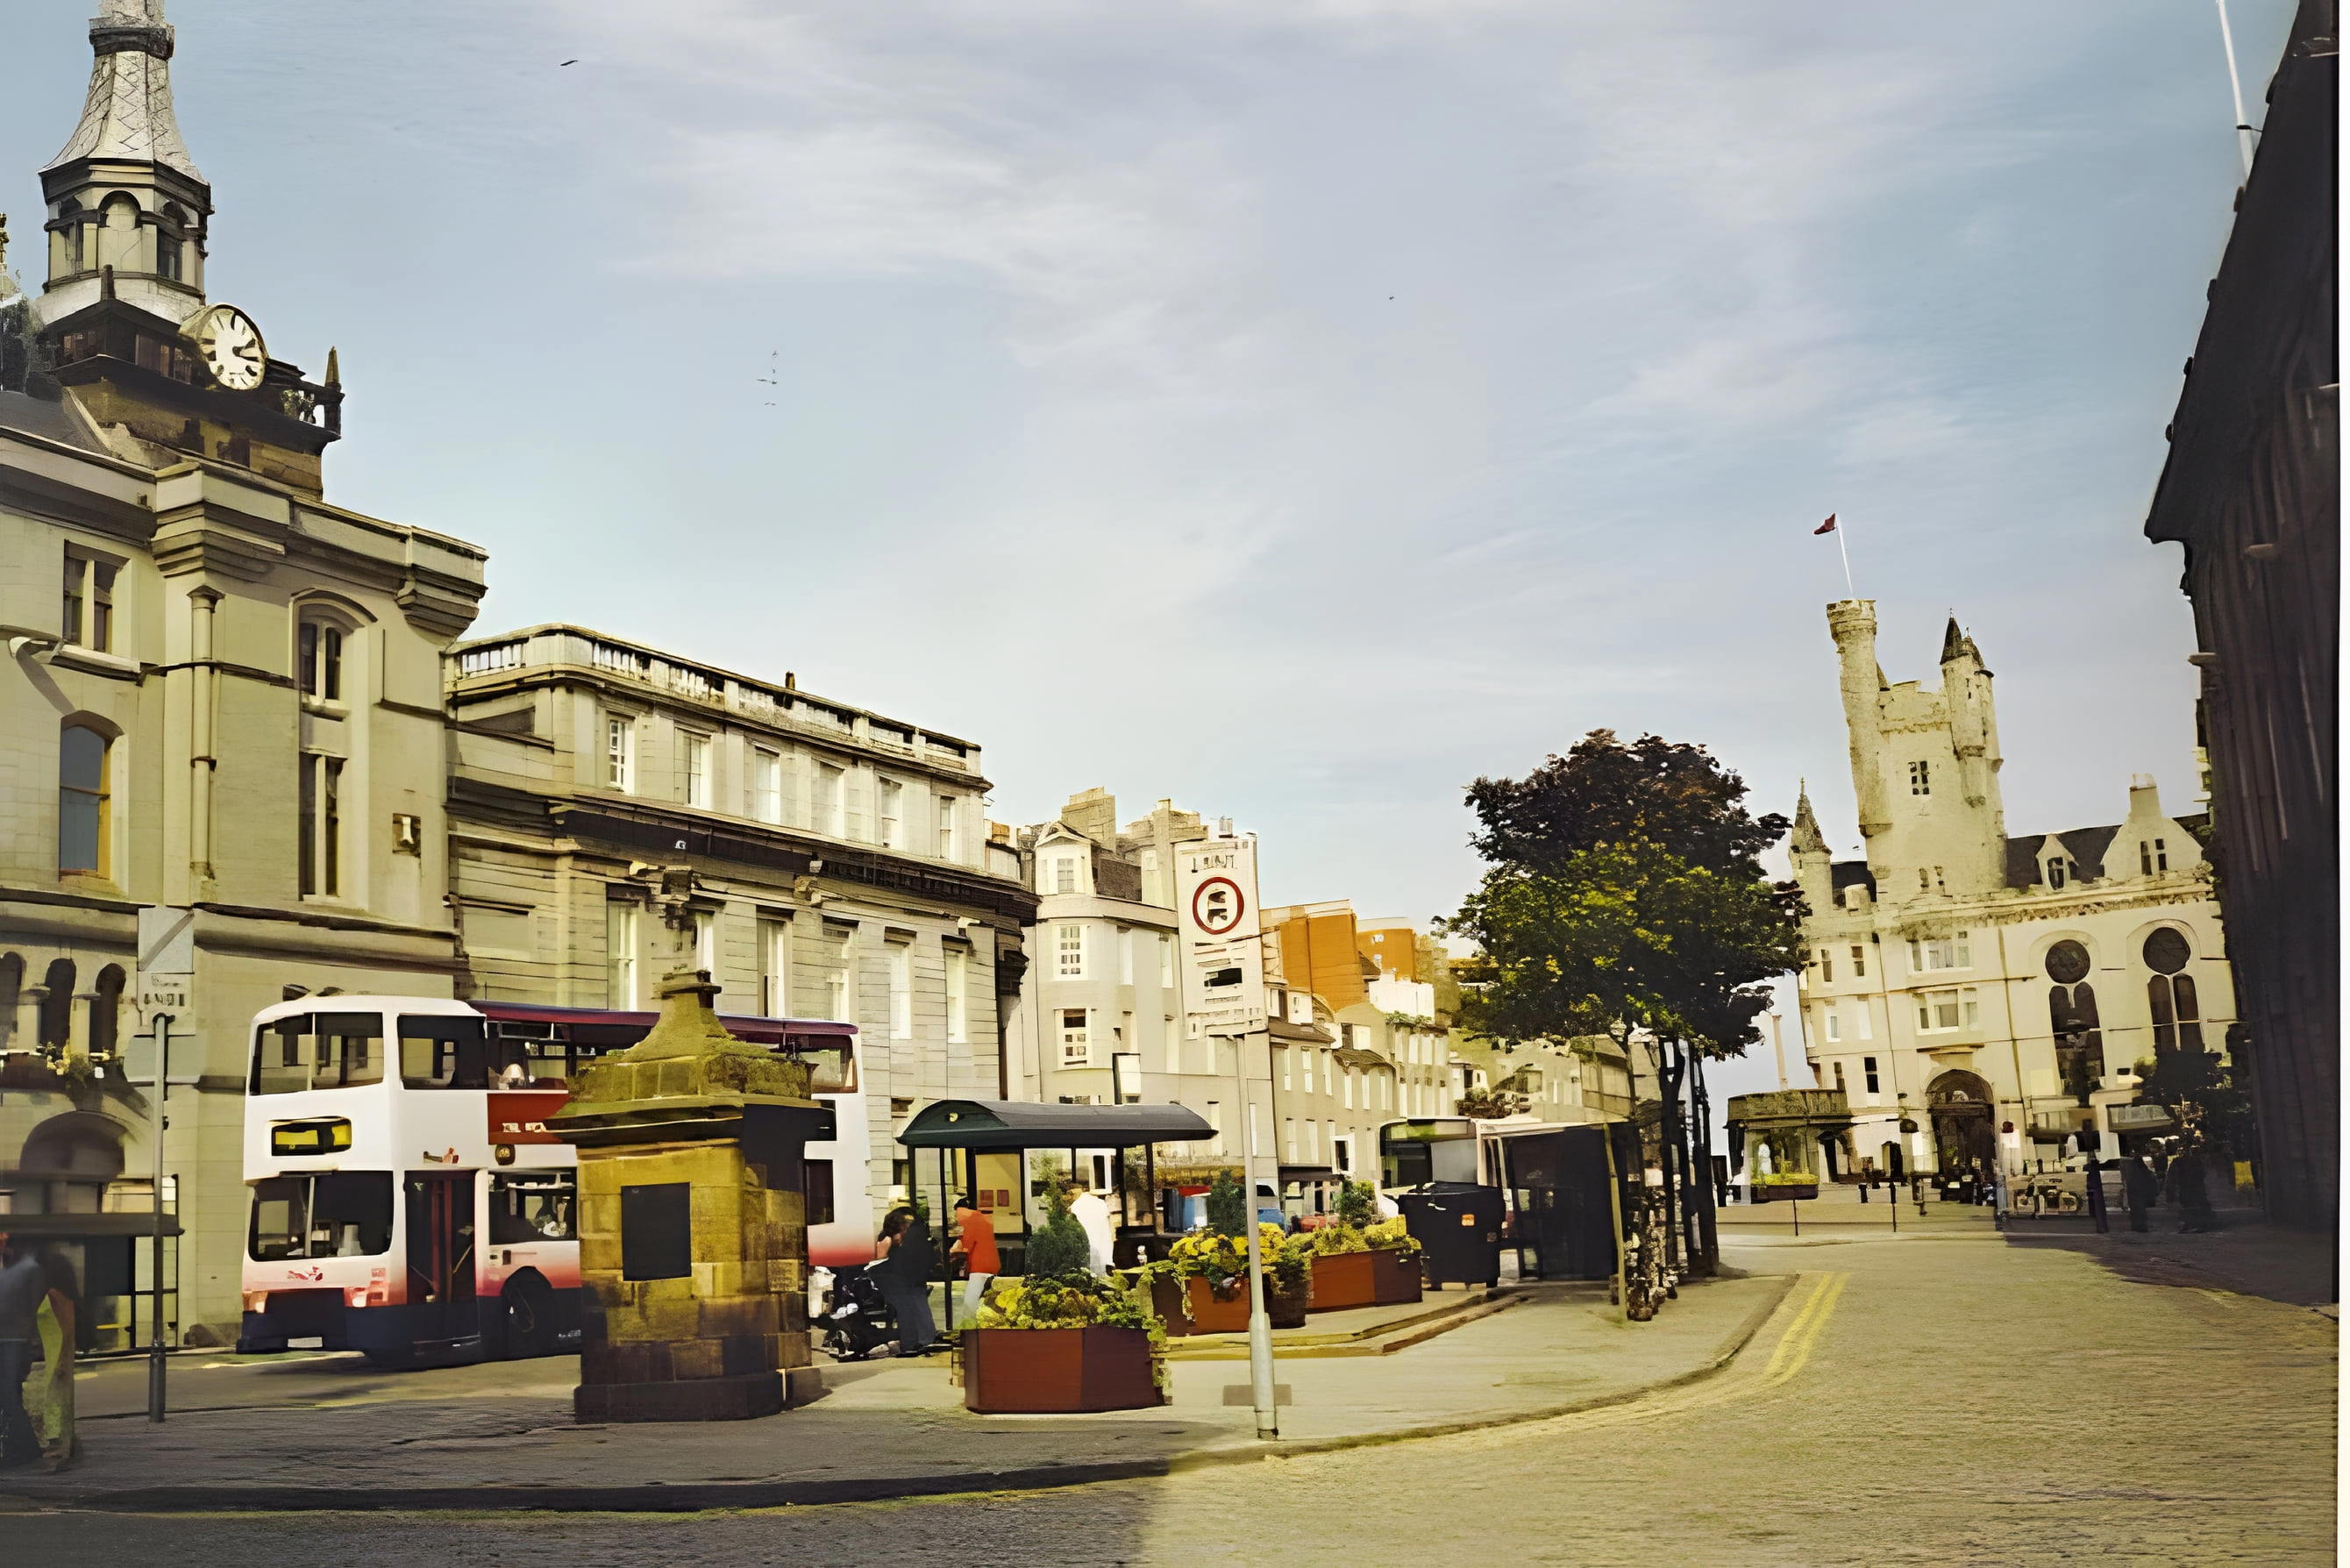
left=551, top=967, right=830, bottom=1422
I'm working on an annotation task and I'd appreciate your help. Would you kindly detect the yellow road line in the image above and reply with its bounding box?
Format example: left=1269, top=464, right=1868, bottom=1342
left=1762, top=1272, right=1848, bottom=1387
left=1760, top=1272, right=1838, bottom=1382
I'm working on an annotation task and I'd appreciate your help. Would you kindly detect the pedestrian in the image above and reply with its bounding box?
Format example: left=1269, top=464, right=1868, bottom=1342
left=2120, top=1153, right=2159, bottom=1234
left=2173, top=1138, right=2220, bottom=1233
left=1067, top=1184, right=1115, bottom=1274
left=32, top=1246, right=78, bottom=1472
left=949, top=1196, right=998, bottom=1323
left=873, top=1208, right=938, bottom=1356
left=0, top=1235, right=44, bottom=1470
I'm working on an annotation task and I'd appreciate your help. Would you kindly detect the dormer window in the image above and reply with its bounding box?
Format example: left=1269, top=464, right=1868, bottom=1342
left=2140, top=838, right=2169, bottom=875
left=299, top=620, right=343, bottom=701
left=2046, top=857, right=2067, bottom=889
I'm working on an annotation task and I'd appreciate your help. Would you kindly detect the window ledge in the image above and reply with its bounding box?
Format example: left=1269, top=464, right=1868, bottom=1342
left=301, top=696, right=351, bottom=721
left=58, top=871, right=126, bottom=899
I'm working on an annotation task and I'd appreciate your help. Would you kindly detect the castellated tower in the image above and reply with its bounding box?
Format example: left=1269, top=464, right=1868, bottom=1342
left=1825, top=601, right=2008, bottom=904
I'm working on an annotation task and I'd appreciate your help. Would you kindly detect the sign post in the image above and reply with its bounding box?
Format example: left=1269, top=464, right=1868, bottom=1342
left=1177, top=834, right=1276, bottom=1439
left=134, top=905, right=195, bottom=1425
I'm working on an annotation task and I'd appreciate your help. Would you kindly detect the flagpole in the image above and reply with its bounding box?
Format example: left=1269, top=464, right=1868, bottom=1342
left=1836, top=518, right=1855, bottom=596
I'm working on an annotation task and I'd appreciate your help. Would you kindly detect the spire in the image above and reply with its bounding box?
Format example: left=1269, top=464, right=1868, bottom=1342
left=1941, top=615, right=1966, bottom=664
left=1791, top=780, right=1828, bottom=857
left=48, top=1, right=202, bottom=182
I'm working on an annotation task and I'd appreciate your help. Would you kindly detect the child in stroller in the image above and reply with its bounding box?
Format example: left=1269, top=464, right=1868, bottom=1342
left=814, top=1262, right=899, bottom=1360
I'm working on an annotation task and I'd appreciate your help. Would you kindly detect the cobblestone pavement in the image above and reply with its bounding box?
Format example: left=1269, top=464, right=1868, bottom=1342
left=15, top=1231, right=2333, bottom=1567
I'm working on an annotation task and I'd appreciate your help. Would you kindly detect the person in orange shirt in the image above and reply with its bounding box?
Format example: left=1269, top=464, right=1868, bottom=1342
left=951, top=1196, right=999, bottom=1322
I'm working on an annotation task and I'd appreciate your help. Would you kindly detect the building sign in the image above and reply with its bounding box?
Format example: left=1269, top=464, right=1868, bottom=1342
left=135, top=903, right=196, bottom=1016
left=1176, top=836, right=1267, bottom=1037
left=488, top=1090, right=571, bottom=1146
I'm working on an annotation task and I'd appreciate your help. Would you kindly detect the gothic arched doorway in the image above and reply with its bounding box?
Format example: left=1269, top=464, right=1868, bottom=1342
left=1928, top=1070, right=1998, bottom=1174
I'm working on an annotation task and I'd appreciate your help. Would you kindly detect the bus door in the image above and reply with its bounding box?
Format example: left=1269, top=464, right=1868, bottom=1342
left=403, top=1172, right=478, bottom=1343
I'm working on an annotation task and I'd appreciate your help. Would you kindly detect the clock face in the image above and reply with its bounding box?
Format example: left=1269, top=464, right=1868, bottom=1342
left=189, top=304, right=267, bottom=391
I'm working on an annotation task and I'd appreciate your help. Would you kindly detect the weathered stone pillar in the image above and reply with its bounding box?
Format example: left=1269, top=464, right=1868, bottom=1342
left=552, top=966, right=830, bottom=1422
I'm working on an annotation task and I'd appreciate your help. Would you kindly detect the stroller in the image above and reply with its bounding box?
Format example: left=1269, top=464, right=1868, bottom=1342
left=815, top=1261, right=899, bottom=1360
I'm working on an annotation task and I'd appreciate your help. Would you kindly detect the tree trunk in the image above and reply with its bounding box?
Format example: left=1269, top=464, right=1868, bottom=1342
left=1688, top=1051, right=1719, bottom=1278
left=1656, top=1040, right=1688, bottom=1278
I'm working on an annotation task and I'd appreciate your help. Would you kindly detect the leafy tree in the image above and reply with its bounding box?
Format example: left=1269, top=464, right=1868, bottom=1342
left=1204, top=1168, right=1249, bottom=1238
left=2136, top=1025, right=2258, bottom=1154
left=1335, top=1180, right=1378, bottom=1229
left=1465, top=730, right=1790, bottom=884
left=1449, top=731, right=1806, bottom=1279
left=1026, top=1189, right=1092, bottom=1278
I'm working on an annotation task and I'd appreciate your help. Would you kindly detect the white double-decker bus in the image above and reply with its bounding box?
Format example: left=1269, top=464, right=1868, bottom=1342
left=239, top=996, right=865, bottom=1366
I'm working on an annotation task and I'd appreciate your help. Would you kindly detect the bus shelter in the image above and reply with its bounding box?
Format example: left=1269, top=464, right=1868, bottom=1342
left=895, top=1100, right=1213, bottom=1328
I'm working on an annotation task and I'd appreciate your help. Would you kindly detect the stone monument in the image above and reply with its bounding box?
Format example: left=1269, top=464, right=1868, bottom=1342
left=551, top=951, right=831, bottom=1422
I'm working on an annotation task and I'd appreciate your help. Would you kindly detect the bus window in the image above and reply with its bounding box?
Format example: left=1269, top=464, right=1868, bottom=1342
left=252, top=1018, right=312, bottom=1094
left=399, top=1015, right=489, bottom=1089
left=313, top=1012, right=384, bottom=1089
left=804, top=1159, right=837, bottom=1227
left=249, top=1172, right=393, bottom=1259
left=786, top=1040, right=854, bottom=1094
left=488, top=1172, right=577, bottom=1244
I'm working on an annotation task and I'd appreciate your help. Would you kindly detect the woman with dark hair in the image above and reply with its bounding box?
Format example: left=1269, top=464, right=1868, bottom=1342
left=32, top=1247, right=78, bottom=1472
left=874, top=1208, right=938, bottom=1356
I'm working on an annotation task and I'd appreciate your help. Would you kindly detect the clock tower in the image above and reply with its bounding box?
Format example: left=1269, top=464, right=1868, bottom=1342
left=31, top=0, right=342, bottom=494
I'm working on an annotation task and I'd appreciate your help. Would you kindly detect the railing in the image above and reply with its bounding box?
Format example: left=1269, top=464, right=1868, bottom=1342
left=457, top=640, right=525, bottom=676
left=449, top=630, right=976, bottom=772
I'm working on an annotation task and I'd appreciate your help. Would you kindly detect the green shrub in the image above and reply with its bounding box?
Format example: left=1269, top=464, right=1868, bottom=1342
left=1335, top=1180, right=1378, bottom=1229
left=1365, top=1215, right=1421, bottom=1253
left=1025, top=1189, right=1093, bottom=1278
left=1205, top=1169, right=1249, bottom=1237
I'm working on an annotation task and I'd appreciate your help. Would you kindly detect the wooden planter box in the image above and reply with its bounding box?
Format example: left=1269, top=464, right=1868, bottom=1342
left=1149, top=1273, right=1192, bottom=1337
left=1751, top=1183, right=1819, bottom=1202
left=960, top=1326, right=1160, bottom=1414
left=1371, top=1247, right=1424, bottom=1306
left=1186, top=1275, right=1308, bottom=1332
left=1310, top=1248, right=1423, bottom=1311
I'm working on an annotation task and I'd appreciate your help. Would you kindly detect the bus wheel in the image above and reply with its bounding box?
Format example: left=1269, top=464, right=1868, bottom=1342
left=499, top=1277, right=559, bottom=1359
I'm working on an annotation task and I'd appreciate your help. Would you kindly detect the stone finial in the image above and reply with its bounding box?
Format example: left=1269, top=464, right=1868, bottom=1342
left=567, top=967, right=810, bottom=1106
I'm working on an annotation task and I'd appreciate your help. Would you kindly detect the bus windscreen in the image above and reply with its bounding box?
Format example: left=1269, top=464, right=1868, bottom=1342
left=250, top=1172, right=394, bottom=1259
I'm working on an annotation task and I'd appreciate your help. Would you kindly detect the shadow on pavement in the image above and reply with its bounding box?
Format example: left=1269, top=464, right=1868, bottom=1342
left=2004, top=1211, right=2336, bottom=1308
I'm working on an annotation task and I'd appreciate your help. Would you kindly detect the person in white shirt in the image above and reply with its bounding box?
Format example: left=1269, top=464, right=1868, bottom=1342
left=1067, top=1185, right=1116, bottom=1274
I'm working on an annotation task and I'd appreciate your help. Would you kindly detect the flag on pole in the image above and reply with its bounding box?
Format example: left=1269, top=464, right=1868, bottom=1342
left=1813, top=514, right=1838, bottom=535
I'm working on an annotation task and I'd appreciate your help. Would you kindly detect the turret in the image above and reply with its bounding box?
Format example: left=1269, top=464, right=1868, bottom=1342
left=1789, top=781, right=1835, bottom=918
left=1827, top=600, right=1890, bottom=841
left=39, top=1, right=211, bottom=327
left=1939, top=617, right=2008, bottom=886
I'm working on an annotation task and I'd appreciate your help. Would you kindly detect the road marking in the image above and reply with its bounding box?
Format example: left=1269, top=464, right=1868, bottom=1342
left=1762, top=1272, right=1848, bottom=1387
left=2194, top=1288, right=2243, bottom=1308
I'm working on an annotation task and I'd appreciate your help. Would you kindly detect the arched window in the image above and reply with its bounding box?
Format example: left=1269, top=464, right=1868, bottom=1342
left=2044, top=939, right=2103, bottom=1096
left=52, top=199, right=82, bottom=275
left=90, top=964, right=125, bottom=1058
left=2144, top=929, right=2204, bottom=1055
left=37, top=959, right=75, bottom=1049
left=156, top=203, right=188, bottom=282
left=59, top=723, right=111, bottom=875
left=299, top=618, right=344, bottom=700
left=0, top=953, right=21, bottom=1051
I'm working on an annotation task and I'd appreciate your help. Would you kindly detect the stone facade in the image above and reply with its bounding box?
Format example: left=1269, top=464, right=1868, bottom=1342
left=445, top=624, right=1034, bottom=1249
left=1792, top=601, right=2236, bottom=1179
left=0, top=0, right=486, bottom=1343
left=2141, top=0, right=2337, bottom=1229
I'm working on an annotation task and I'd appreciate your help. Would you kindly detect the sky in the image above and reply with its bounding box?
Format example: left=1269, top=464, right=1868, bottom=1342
left=4, top=1, right=2292, bottom=1098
